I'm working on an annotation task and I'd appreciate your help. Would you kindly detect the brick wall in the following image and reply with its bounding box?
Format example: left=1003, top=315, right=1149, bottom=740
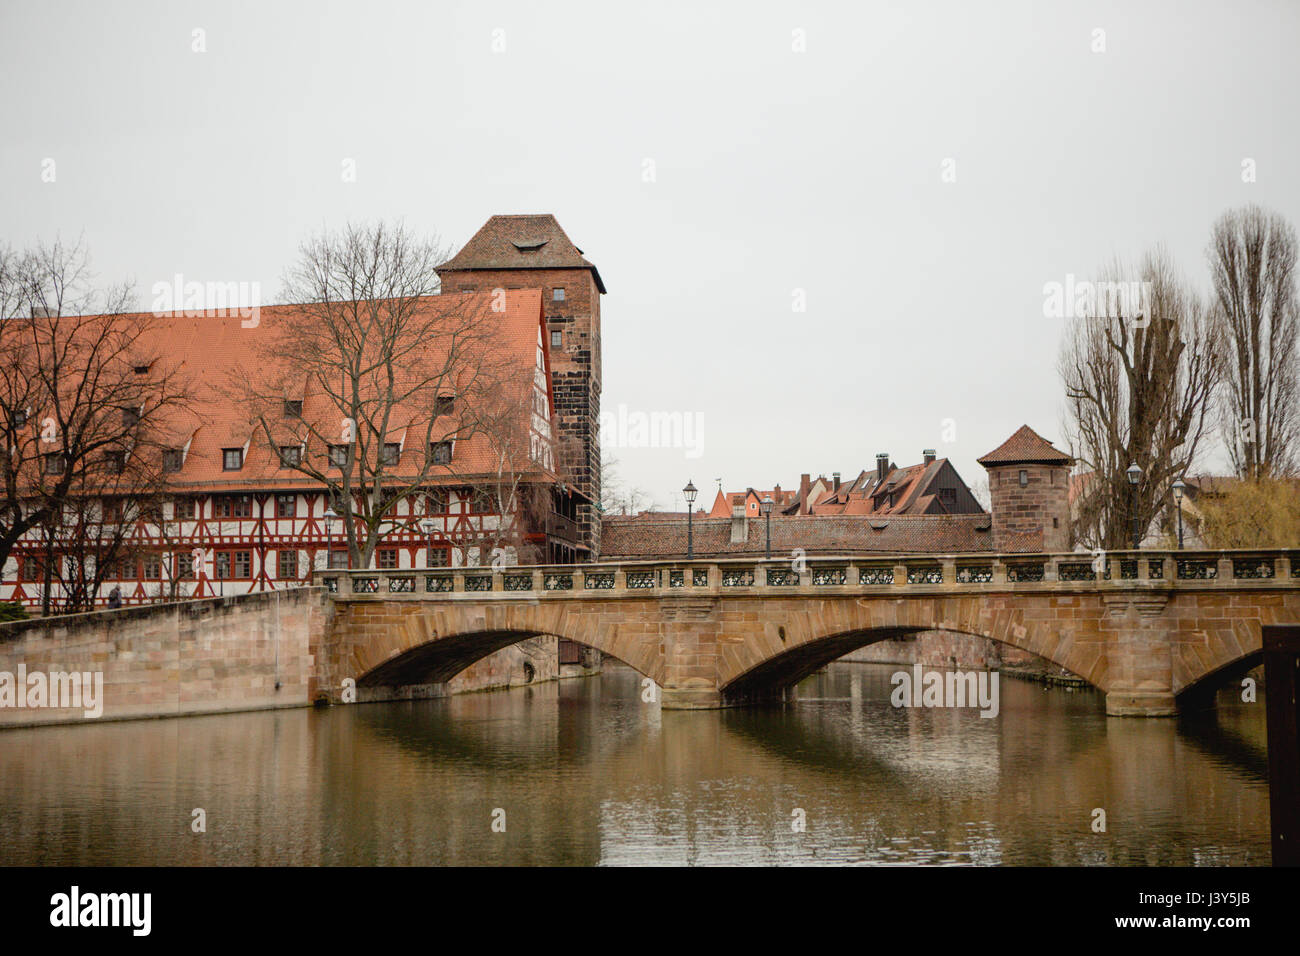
left=986, top=463, right=1071, bottom=551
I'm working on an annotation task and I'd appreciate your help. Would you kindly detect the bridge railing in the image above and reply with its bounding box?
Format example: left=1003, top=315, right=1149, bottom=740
left=313, top=549, right=1299, bottom=598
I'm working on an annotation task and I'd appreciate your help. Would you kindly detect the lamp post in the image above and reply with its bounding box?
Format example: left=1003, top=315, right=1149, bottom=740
left=421, top=517, right=437, bottom=568
left=683, top=481, right=698, bottom=559
left=761, top=495, right=774, bottom=560
left=1172, top=478, right=1187, bottom=550
left=1126, top=462, right=1143, bottom=550
left=323, top=507, right=337, bottom=572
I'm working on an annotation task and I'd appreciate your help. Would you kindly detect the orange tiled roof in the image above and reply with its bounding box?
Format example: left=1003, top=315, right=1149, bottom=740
left=16, top=290, right=557, bottom=494
left=977, top=425, right=1071, bottom=466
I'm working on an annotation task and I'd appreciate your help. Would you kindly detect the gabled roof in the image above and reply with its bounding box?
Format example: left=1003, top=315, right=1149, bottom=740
left=977, top=424, right=1072, bottom=467
left=436, top=214, right=607, bottom=293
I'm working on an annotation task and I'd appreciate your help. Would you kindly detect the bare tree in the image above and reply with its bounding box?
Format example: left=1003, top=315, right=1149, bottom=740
left=1208, top=205, right=1300, bottom=478
left=599, top=452, right=655, bottom=515
left=240, top=221, right=516, bottom=569
left=1060, top=248, right=1223, bottom=550
left=0, top=238, right=191, bottom=612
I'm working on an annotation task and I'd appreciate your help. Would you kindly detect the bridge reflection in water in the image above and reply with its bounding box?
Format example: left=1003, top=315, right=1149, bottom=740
left=0, top=664, right=1269, bottom=865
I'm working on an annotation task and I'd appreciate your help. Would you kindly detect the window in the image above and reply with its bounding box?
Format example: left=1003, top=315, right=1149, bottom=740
left=328, top=550, right=349, bottom=570
left=550, top=330, right=562, bottom=350
left=939, top=487, right=956, bottom=504
left=104, top=450, right=125, bottom=474
left=279, top=445, right=301, bottom=468
left=223, top=448, right=244, bottom=471
left=1019, top=470, right=1028, bottom=487
left=11, top=409, right=28, bottom=428
left=275, top=494, right=296, bottom=518
left=434, top=395, right=454, bottom=416
left=103, top=498, right=123, bottom=523
left=552, top=288, right=565, bottom=302
left=428, top=441, right=452, bottom=465
left=376, top=548, right=398, bottom=570
left=215, top=552, right=231, bottom=579
left=132, top=363, right=150, bottom=375
left=122, top=406, right=141, bottom=427
left=427, top=545, right=449, bottom=568
left=328, top=444, right=350, bottom=468
left=1053, top=517, right=1059, bottom=528
left=425, top=489, right=448, bottom=513
left=380, top=443, right=401, bottom=466
left=44, top=453, right=64, bottom=476
left=162, top=448, right=184, bottom=472
left=174, top=497, right=195, bottom=520
left=175, top=552, right=195, bottom=579
left=214, top=495, right=253, bottom=518
left=283, top=399, right=303, bottom=418
left=234, top=551, right=251, bottom=578
left=471, top=488, right=494, bottom=513
left=278, top=549, right=299, bottom=579
left=143, top=554, right=161, bottom=580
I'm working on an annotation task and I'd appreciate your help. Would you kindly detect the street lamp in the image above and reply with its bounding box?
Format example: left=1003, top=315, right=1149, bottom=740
left=323, top=506, right=337, bottom=572
left=683, top=481, right=698, bottom=559
left=761, top=495, right=774, bottom=560
left=1126, top=462, right=1143, bottom=550
left=421, top=517, right=437, bottom=568
left=1172, top=478, right=1187, bottom=550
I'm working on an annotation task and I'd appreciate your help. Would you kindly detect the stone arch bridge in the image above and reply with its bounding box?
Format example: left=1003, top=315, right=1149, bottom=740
left=313, top=550, right=1300, bottom=716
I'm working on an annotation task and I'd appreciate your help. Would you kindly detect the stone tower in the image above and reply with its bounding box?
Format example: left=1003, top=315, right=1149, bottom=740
left=437, top=215, right=605, bottom=557
left=977, top=425, right=1073, bottom=553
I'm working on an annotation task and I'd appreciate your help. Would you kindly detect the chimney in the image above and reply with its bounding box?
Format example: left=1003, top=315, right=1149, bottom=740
left=799, top=473, right=810, bottom=515
left=833, top=472, right=841, bottom=492
left=923, top=449, right=936, bottom=465
left=730, top=495, right=748, bottom=544
left=876, top=453, right=889, bottom=483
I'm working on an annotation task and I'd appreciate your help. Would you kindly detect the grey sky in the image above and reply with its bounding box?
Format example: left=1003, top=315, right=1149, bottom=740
left=3, top=0, right=1298, bottom=509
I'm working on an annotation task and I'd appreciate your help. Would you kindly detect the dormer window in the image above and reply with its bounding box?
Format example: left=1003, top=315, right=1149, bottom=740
left=279, top=445, right=301, bottom=467
left=104, top=450, right=125, bottom=474
left=132, top=363, right=151, bottom=375
left=328, top=444, right=350, bottom=468
left=283, top=399, right=303, bottom=418
left=163, top=448, right=184, bottom=473
left=434, top=395, right=454, bottom=416
left=380, top=443, right=401, bottom=466
left=122, top=406, right=142, bottom=427
left=44, top=453, right=64, bottom=476
left=428, top=441, right=452, bottom=465
left=11, top=408, right=28, bottom=428
left=223, top=448, right=244, bottom=471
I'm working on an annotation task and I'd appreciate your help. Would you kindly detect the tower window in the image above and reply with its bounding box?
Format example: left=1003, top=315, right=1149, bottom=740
left=1019, top=470, right=1028, bottom=487
left=550, top=330, right=562, bottom=349
left=552, top=288, right=565, bottom=302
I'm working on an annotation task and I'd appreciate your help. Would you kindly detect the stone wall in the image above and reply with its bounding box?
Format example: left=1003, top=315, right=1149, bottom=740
left=0, top=588, right=324, bottom=728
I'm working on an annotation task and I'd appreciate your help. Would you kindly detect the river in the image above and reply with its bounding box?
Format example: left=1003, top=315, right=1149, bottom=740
left=0, top=662, right=1270, bottom=865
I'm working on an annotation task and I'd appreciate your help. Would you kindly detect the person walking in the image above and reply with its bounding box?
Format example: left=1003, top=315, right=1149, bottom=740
left=107, top=585, right=122, bottom=609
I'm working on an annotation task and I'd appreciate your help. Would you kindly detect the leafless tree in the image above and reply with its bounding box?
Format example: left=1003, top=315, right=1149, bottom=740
left=1060, top=248, right=1223, bottom=550
left=0, top=238, right=191, bottom=613
left=1208, top=205, right=1300, bottom=478
left=240, top=221, right=515, bottom=569
left=599, top=452, right=655, bottom=516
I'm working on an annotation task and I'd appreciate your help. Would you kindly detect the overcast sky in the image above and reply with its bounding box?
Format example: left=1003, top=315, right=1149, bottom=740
left=3, top=0, right=1298, bottom=510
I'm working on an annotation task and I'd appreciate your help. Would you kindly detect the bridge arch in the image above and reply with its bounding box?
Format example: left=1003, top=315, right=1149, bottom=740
left=717, top=596, right=1090, bottom=704
left=329, top=601, right=665, bottom=695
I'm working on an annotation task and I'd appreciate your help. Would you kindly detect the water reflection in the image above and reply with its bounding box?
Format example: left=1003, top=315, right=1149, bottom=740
left=0, top=663, right=1270, bottom=866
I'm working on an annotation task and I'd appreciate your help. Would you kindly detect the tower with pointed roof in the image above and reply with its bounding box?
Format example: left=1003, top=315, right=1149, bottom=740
left=977, top=425, right=1073, bottom=552
left=437, top=215, right=605, bottom=558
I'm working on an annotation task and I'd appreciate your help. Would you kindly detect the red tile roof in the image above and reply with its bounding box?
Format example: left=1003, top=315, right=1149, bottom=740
left=977, top=425, right=1072, bottom=466
left=17, top=290, right=558, bottom=494
left=437, top=214, right=607, bottom=293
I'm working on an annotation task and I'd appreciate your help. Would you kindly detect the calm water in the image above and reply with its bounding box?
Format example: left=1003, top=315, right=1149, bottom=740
left=0, top=663, right=1271, bottom=865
